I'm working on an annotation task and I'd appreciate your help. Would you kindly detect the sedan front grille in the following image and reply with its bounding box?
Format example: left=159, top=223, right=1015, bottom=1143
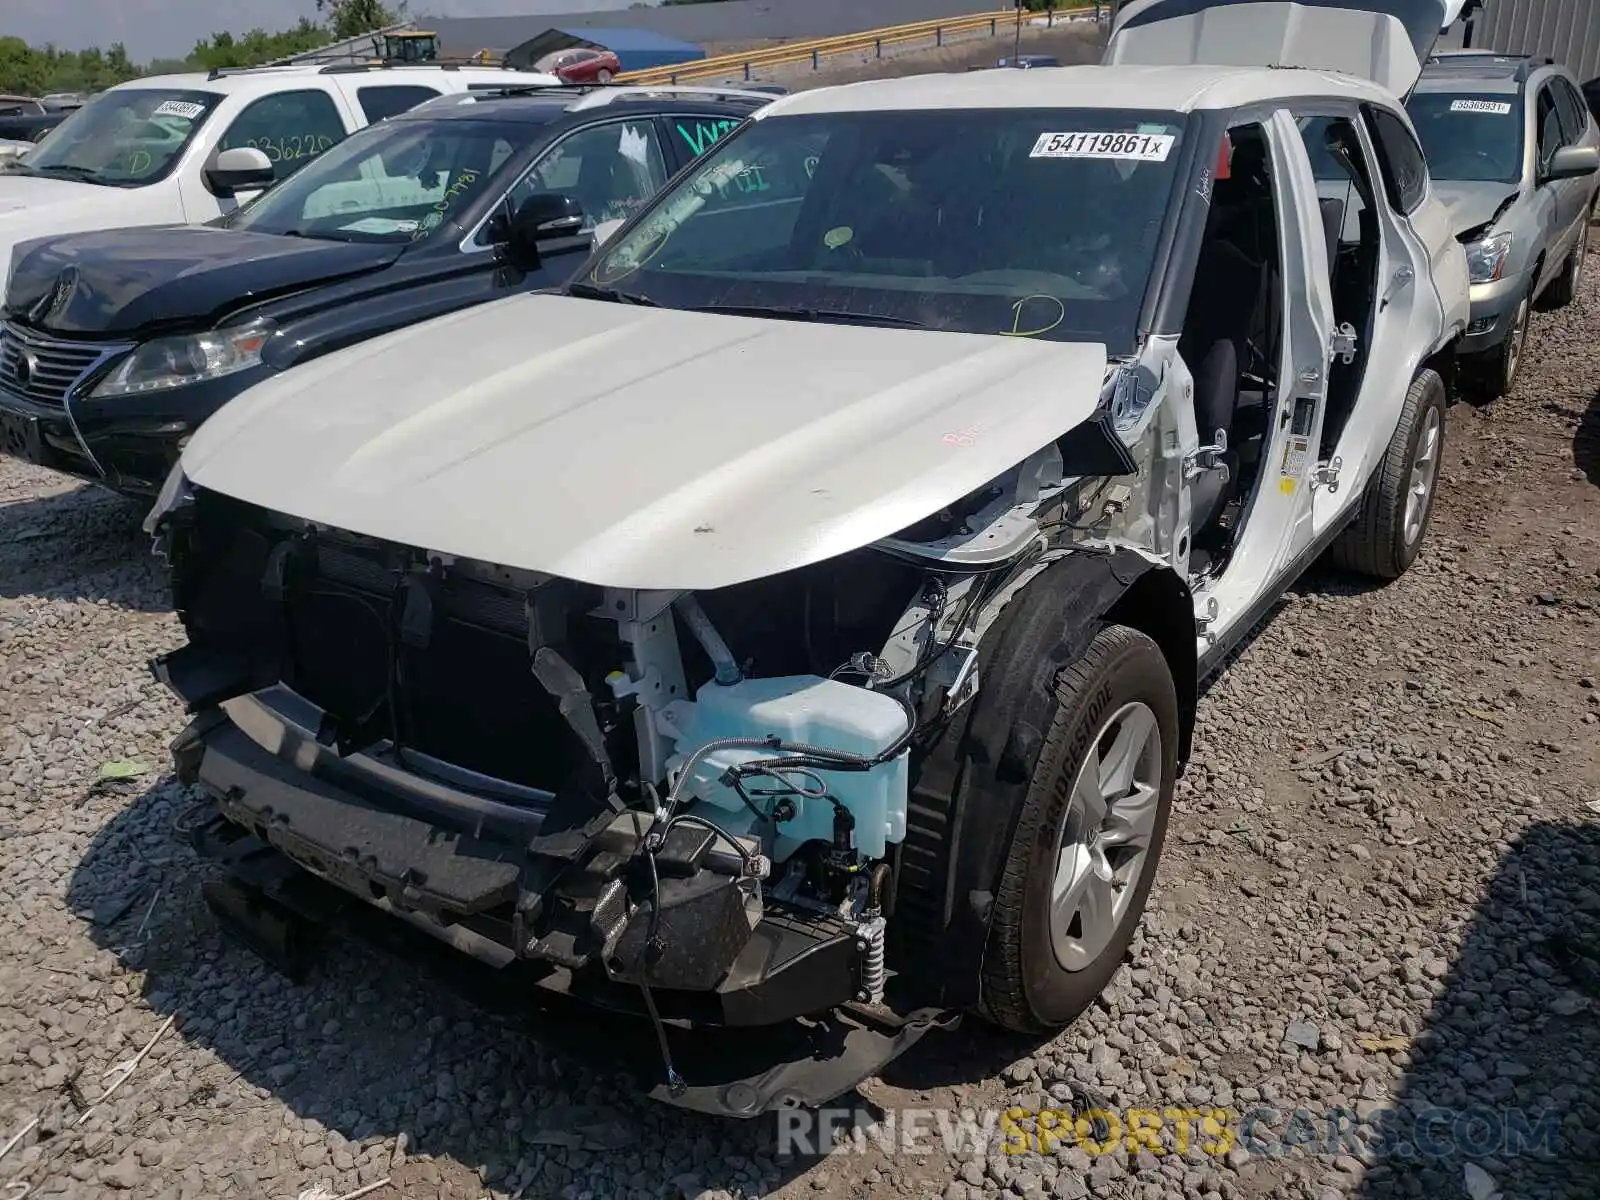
left=0, top=323, right=131, bottom=408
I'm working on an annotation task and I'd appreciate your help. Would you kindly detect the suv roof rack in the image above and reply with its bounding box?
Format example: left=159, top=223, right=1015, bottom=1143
left=316, top=60, right=522, bottom=74
left=565, top=84, right=777, bottom=111
left=205, top=64, right=313, bottom=81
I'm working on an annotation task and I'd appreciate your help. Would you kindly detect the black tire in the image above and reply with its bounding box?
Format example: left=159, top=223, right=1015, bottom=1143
left=1328, top=368, right=1446, bottom=580
left=1540, top=221, right=1588, bottom=311
left=979, top=624, right=1178, bottom=1035
left=1461, top=289, right=1531, bottom=403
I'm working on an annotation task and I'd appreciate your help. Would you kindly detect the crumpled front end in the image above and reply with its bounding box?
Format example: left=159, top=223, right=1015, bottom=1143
left=149, top=379, right=1152, bottom=1112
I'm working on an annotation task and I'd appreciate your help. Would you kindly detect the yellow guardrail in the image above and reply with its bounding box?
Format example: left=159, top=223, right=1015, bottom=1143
left=615, top=5, right=1100, bottom=86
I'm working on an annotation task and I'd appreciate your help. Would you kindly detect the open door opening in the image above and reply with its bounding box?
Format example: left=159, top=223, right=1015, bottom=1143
left=1177, top=123, right=1283, bottom=579
left=1295, top=115, right=1382, bottom=459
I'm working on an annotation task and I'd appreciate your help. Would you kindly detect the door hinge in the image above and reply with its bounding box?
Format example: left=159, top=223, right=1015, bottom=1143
left=1329, top=323, right=1358, bottom=365
left=1314, top=456, right=1343, bottom=492
left=1184, top=428, right=1230, bottom=480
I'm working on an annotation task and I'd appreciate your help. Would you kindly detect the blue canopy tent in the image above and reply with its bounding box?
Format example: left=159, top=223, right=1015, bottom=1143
left=506, top=27, right=707, bottom=74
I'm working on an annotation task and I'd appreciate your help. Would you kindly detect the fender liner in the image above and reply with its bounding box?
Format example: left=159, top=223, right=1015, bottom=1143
left=890, top=548, right=1194, bottom=1011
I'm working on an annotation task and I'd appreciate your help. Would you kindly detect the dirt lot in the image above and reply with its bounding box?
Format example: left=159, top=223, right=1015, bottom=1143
left=2, top=44, right=1599, bottom=1200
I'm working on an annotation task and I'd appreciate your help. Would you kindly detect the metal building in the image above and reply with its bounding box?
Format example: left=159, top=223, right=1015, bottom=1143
left=1448, top=0, right=1600, bottom=82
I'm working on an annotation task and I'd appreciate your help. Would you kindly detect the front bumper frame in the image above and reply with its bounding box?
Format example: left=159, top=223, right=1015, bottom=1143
left=159, top=661, right=954, bottom=1114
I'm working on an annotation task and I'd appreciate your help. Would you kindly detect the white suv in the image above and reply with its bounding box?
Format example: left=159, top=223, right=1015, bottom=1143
left=0, top=62, right=559, bottom=284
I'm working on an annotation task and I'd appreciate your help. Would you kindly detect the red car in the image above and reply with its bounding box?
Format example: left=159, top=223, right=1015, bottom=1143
left=534, top=47, right=622, bottom=84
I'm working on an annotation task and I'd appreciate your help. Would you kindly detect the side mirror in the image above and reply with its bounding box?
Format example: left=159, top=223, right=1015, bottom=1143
left=205, top=146, right=275, bottom=197
left=491, top=192, right=587, bottom=265
left=1543, top=144, right=1600, bottom=183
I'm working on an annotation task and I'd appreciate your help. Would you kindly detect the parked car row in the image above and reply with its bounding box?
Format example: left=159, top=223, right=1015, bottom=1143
left=0, top=79, right=771, bottom=495
left=1408, top=50, right=1600, bottom=399
left=0, top=0, right=1591, bottom=1122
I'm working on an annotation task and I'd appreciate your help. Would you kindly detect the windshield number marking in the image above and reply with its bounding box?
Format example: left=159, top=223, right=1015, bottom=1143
left=1449, top=99, right=1512, bottom=115
left=153, top=100, right=206, bottom=120
left=1029, top=131, right=1174, bottom=162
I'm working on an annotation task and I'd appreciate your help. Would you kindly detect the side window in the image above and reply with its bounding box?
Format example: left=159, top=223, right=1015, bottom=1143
left=1362, top=106, right=1428, bottom=214
left=1296, top=115, right=1374, bottom=250
left=1536, top=85, right=1564, bottom=166
left=218, top=89, right=349, bottom=183
left=507, top=120, right=668, bottom=232
left=356, top=85, right=442, bottom=124
left=668, top=114, right=744, bottom=161
left=1552, top=78, right=1591, bottom=145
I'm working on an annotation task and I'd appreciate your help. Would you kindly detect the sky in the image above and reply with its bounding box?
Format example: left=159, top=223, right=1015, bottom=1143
left=8, top=0, right=325, bottom=63
left=6, top=0, right=646, bottom=64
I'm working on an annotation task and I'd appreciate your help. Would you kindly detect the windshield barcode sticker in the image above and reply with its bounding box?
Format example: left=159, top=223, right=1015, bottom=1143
left=1030, top=131, right=1174, bottom=161
left=153, top=100, right=206, bottom=120
left=1451, top=99, right=1512, bottom=114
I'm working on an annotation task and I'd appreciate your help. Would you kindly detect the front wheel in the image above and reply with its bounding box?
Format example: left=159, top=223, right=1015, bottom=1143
left=596, top=68, right=614, bottom=84
left=1328, top=367, right=1447, bottom=580
left=979, top=624, right=1178, bottom=1034
left=1463, top=290, right=1530, bottom=402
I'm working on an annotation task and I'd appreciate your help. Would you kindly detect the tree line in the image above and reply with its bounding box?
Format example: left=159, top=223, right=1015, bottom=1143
left=0, top=0, right=399, bottom=96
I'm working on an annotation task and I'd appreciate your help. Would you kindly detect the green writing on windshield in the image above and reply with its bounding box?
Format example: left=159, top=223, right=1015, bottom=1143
left=675, top=118, right=740, bottom=157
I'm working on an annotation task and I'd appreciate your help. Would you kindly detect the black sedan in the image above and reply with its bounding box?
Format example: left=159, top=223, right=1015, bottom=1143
left=0, top=84, right=769, bottom=497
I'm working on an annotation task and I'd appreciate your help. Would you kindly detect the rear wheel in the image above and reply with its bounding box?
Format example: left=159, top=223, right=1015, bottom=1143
left=979, top=624, right=1178, bottom=1034
left=1541, top=220, right=1589, bottom=310
left=1328, top=368, right=1446, bottom=580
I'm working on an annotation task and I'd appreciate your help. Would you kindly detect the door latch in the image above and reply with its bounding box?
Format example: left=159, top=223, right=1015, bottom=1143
left=1329, top=323, right=1358, bottom=364
left=1314, top=456, right=1343, bottom=492
left=1184, top=428, right=1229, bottom=480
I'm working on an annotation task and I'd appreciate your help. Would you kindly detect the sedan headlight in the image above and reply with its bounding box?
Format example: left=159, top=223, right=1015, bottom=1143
left=94, top=319, right=274, bottom=397
left=1465, top=230, right=1513, bottom=284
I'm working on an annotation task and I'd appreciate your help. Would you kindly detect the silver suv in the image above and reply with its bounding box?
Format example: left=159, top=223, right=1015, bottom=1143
left=1409, top=51, right=1600, bottom=400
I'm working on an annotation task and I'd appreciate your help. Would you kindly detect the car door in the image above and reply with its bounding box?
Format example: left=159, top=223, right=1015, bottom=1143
left=179, top=85, right=362, bottom=222
left=1105, top=0, right=1454, bottom=96
left=500, top=116, right=672, bottom=237
left=1363, top=102, right=1468, bottom=340
left=1532, top=81, right=1579, bottom=264
left=1551, top=75, right=1600, bottom=232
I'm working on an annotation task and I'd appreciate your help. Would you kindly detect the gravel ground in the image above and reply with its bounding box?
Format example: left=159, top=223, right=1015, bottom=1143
left=1, top=158, right=1598, bottom=1200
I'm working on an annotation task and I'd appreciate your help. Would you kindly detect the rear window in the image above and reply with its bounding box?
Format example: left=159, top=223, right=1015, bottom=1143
left=357, top=85, right=443, bottom=124
left=1405, top=91, right=1523, bottom=184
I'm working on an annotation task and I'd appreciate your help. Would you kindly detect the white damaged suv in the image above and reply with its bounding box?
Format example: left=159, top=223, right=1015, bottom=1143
left=146, top=0, right=1470, bottom=1116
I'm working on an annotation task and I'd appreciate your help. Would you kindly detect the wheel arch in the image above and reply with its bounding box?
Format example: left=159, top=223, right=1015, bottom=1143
left=890, top=548, right=1194, bottom=1011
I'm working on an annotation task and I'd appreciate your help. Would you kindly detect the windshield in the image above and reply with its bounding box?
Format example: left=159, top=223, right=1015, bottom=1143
left=583, top=108, right=1188, bottom=352
left=16, top=88, right=222, bottom=187
left=1406, top=91, right=1524, bottom=184
left=227, top=116, right=531, bottom=244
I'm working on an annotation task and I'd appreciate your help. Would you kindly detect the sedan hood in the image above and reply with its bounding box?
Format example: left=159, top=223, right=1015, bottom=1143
left=1432, top=180, right=1520, bottom=239
left=6, top=226, right=403, bottom=336
left=183, top=293, right=1109, bottom=591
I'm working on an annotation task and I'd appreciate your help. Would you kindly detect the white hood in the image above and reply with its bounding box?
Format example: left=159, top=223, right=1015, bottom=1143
left=0, top=175, right=181, bottom=283
left=182, top=293, right=1110, bottom=591
left=1105, top=0, right=1453, bottom=97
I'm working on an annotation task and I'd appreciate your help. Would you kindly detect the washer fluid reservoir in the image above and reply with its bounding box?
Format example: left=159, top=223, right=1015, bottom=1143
left=664, top=675, right=910, bottom=861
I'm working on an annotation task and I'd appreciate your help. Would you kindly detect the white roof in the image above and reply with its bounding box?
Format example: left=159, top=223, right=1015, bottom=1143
left=758, top=64, right=1394, bottom=119
left=107, top=65, right=559, bottom=99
